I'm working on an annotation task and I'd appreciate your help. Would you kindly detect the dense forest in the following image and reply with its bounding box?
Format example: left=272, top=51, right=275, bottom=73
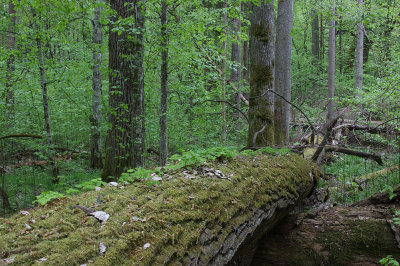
left=0, top=0, right=399, bottom=264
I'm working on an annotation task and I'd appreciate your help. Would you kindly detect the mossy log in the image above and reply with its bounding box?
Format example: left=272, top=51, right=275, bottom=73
left=0, top=154, right=316, bottom=265
left=252, top=203, right=400, bottom=265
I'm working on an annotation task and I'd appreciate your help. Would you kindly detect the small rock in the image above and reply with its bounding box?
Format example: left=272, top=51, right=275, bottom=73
left=99, top=242, right=107, bottom=255
left=20, top=210, right=30, bottom=216
left=95, top=187, right=102, bottom=191
left=143, top=243, right=151, bottom=250
left=90, top=211, right=110, bottom=224
left=108, top=182, right=118, bottom=187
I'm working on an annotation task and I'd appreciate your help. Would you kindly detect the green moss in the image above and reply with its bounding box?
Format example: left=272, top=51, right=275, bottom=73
left=0, top=154, right=314, bottom=265
left=250, top=23, right=273, bottom=44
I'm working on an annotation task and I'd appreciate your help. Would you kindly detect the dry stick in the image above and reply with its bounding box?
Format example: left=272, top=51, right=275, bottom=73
left=202, top=99, right=249, bottom=124
left=324, top=146, right=384, bottom=166
left=192, top=39, right=249, bottom=106
left=253, top=124, right=268, bottom=147
left=311, top=115, right=340, bottom=162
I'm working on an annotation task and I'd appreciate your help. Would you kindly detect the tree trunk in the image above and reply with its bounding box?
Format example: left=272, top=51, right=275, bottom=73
left=243, top=40, right=249, bottom=82
left=355, top=0, right=364, bottom=96
left=247, top=0, right=275, bottom=147
left=222, top=0, right=228, bottom=145
left=311, top=7, right=319, bottom=64
left=231, top=0, right=242, bottom=123
left=101, top=0, right=146, bottom=181
left=160, top=0, right=169, bottom=167
left=327, top=6, right=336, bottom=120
left=274, top=0, right=294, bottom=145
left=320, top=15, right=325, bottom=60
left=5, top=0, right=16, bottom=116
left=90, top=2, right=103, bottom=169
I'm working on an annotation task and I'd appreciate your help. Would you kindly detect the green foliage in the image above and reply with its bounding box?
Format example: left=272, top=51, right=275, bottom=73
left=33, top=191, right=65, bottom=205
left=380, top=255, right=400, bottom=266
left=119, top=167, right=154, bottom=183
left=74, top=178, right=106, bottom=191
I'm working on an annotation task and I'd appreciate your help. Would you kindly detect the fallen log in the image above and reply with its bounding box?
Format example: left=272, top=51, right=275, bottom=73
left=352, top=166, right=399, bottom=188
left=0, top=153, right=317, bottom=265
left=0, top=134, right=42, bottom=140
left=334, top=123, right=400, bottom=135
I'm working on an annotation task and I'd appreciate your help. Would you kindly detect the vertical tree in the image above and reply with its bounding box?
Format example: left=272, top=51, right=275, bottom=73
left=311, top=5, right=320, bottom=64
left=90, top=1, right=103, bottom=169
left=160, top=0, right=169, bottom=166
left=222, top=0, right=228, bottom=145
left=274, top=0, right=294, bottom=145
left=101, top=0, right=146, bottom=181
left=355, top=0, right=364, bottom=95
left=327, top=4, right=336, bottom=120
left=247, top=0, right=275, bottom=147
left=231, top=0, right=242, bottom=119
left=5, top=0, right=16, bottom=116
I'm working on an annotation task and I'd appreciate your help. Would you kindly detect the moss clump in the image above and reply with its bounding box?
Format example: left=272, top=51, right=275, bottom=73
left=250, top=23, right=273, bottom=44
left=0, top=154, right=314, bottom=265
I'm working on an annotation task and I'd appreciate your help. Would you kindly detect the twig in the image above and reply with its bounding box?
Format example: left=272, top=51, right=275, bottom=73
left=253, top=124, right=268, bottom=147
left=202, top=99, right=249, bottom=124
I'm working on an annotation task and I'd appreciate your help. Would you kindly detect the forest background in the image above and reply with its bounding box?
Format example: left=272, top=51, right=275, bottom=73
left=0, top=0, right=399, bottom=215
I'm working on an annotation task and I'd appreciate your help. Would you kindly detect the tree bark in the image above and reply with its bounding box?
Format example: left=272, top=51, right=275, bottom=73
left=90, top=2, right=103, bottom=169
left=274, top=0, right=294, bottom=145
left=355, top=0, right=364, bottom=96
left=311, top=7, right=319, bottom=64
left=5, top=0, right=16, bottom=116
left=247, top=0, right=275, bottom=147
left=101, top=0, right=146, bottom=181
left=160, top=0, right=169, bottom=166
left=327, top=5, right=336, bottom=120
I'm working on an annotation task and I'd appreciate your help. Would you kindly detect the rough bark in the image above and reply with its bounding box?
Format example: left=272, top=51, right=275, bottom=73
left=160, top=0, right=169, bottom=166
left=247, top=0, right=275, bottom=147
left=90, top=2, right=103, bottom=169
left=101, top=0, right=146, bottom=181
left=274, top=0, right=294, bottom=145
left=355, top=0, right=364, bottom=95
left=243, top=40, right=249, bottom=82
left=252, top=204, right=400, bottom=265
left=0, top=154, right=317, bottom=265
left=5, top=0, right=16, bottom=116
left=327, top=6, right=336, bottom=120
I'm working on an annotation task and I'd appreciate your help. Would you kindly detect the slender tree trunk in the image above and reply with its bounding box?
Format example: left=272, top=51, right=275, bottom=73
left=231, top=0, right=242, bottom=123
left=327, top=6, right=336, bottom=120
left=320, top=15, right=325, bottom=61
left=243, top=40, right=249, bottom=82
left=101, top=0, right=146, bottom=181
left=274, top=0, right=294, bottom=145
left=247, top=0, right=275, bottom=147
left=311, top=7, right=319, bottom=63
left=5, top=0, right=16, bottom=116
left=160, top=0, right=169, bottom=166
left=90, top=2, right=103, bottom=169
left=222, top=0, right=228, bottom=145
left=355, top=0, right=364, bottom=96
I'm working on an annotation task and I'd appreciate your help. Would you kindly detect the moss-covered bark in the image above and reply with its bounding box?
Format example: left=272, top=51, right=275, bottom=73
left=0, top=154, right=315, bottom=265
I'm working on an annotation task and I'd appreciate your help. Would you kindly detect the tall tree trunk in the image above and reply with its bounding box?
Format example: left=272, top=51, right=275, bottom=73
left=90, top=2, right=103, bottom=169
left=247, top=0, right=275, bottom=147
left=243, top=40, right=249, bottom=82
left=274, top=0, right=294, bottom=145
left=222, top=0, right=227, bottom=145
left=327, top=5, right=336, bottom=120
left=355, top=0, right=364, bottom=96
left=320, top=15, right=325, bottom=61
left=5, top=0, right=16, bottom=116
left=160, top=0, right=169, bottom=166
left=231, top=0, right=242, bottom=124
left=311, top=7, right=319, bottom=64
left=101, top=0, right=146, bottom=181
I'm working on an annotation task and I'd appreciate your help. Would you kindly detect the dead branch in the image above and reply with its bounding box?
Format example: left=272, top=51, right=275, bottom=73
left=351, top=166, right=399, bottom=188
left=324, top=145, right=384, bottom=166
left=0, top=134, right=43, bottom=140
left=253, top=124, right=268, bottom=147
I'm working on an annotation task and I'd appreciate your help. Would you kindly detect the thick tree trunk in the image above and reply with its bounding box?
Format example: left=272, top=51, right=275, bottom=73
left=327, top=6, right=336, bottom=120
left=101, top=0, right=146, bottom=181
left=274, top=0, right=294, bottom=145
left=5, top=0, right=16, bottom=116
left=90, top=3, right=103, bottom=169
left=160, top=0, right=169, bottom=167
left=247, top=0, right=275, bottom=147
left=355, top=0, right=364, bottom=96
